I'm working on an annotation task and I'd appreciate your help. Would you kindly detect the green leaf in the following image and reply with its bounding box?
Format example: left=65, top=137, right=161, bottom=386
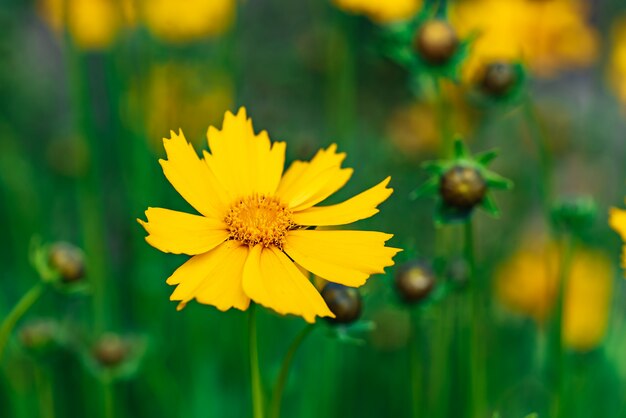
left=453, top=138, right=469, bottom=158
left=475, top=149, right=498, bottom=166
left=480, top=193, right=501, bottom=217
left=409, top=177, right=440, bottom=200
left=484, top=171, right=513, bottom=189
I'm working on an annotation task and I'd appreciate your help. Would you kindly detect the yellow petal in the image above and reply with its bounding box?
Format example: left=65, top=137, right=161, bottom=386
left=242, top=245, right=334, bottom=323
left=276, top=144, right=353, bottom=211
left=168, top=241, right=250, bottom=311
left=284, top=230, right=401, bottom=287
left=138, top=207, right=229, bottom=255
left=292, top=177, right=393, bottom=226
left=206, top=108, right=286, bottom=196
left=609, top=207, right=626, bottom=241
left=159, top=129, right=230, bottom=218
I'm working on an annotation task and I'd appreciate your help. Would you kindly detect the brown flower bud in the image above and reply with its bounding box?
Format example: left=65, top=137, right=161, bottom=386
left=479, top=62, right=517, bottom=97
left=92, top=333, right=129, bottom=368
left=414, top=20, right=459, bottom=65
left=18, top=319, right=59, bottom=350
left=321, top=283, right=362, bottom=325
left=395, top=261, right=435, bottom=303
left=440, top=166, right=487, bottom=210
left=48, top=242, right=86, bottom=283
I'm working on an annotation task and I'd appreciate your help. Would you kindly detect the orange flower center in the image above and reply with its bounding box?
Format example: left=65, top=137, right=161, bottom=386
left=225, top=194, right=294, bottom=248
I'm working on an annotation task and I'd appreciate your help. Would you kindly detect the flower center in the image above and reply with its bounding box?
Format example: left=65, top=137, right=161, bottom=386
left=224, top=194, right=294, bottom=249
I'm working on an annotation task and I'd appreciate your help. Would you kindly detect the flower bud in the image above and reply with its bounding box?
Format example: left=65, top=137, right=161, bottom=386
left=18, top=319, right=59, bottom=352
left=321, top=283, right=362, bottom=325
left=48, top=242, right=86, bottom=283
left=92, top=333, right=129, bottom=368
left=414, top=20, right=459, bottom=65
left=479, top=61, right=517, bottom=96
left=439, top=166, right=487, bottom=210
left=395, top=261, right=435, bottom=303
left=551, top=196, right=597, bottom=233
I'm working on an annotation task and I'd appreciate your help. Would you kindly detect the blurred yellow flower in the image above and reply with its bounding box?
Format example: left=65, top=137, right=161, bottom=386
left=495, top=242, right=613, bottom=351
left=137, top=64, right=234, bottom=151
left=609, top=205, right=626, bottom=271
left=609, top=19, right=626, bottom=105
left=142, top=0, right=235, bottom=43
left=66, top=0, right=121, bottom=50
left=386, top=91, right=474, bottom=157
left=332, top=0, right=421, bottom=24
left=450, top=0, right=598, bottom=79
left=139, top=108, right=400, bottom=322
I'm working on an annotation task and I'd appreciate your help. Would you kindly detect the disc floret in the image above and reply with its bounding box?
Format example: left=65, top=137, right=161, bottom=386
left=225, top=194, right=294, bottom=249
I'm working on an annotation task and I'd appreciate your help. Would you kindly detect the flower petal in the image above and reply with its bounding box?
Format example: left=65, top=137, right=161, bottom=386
left=292, top=177, right=393, bottom=226
left=284, top=230, right=401, bottom=287
left=168, top=240, right=250, bottom=311
left=609, top=207, right=626, bottom=241
left=205, top=108, right=286, bottom=196
left=275, top=144, right=353, bottom=211
left=159, top=129, right=230, bottom=218
left=138, top=207, right=229, bottom=255
left=242, top=245, right=334, bottom=323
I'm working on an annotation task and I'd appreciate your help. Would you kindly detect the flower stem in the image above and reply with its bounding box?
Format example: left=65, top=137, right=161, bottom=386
left=268, top=324, right=315, bottom=418
left=464, top=220, right=486, bottom=418
left=522, top=99, right=553, bottom=218
left=103, top=380, right=114, bottom=418
left=409, top=311, right=422, bottom=418
left=249, top=305, right=265, bottom=418
left=0, top=282, right=45, bottom=360
left=550, top=234, right=575, bottom=418
left=34, top=365, right=55, bottom=418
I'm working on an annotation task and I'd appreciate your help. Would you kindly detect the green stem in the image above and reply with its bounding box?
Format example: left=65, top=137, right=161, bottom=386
left=550, top=235, right=575, bottom=418
left=464, top=220, right=485, bottom=418
left=34, top=365, right=55, bottom=418
left=103, top=380, right=114, bottom=418
left=249, top=305, right=265, bottom=418
left=268, top=324, right=315, bottom=418
left=433, top=77, right=453, bottom=158
left=522, top=99, right=553, bottom=218
left=0, top=283, right=45, bottom=360
left=409, top=311, right=421, bottom=418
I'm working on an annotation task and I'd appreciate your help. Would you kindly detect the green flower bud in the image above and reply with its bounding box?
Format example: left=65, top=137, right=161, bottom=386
left=440, top=166, right=487, bottom=211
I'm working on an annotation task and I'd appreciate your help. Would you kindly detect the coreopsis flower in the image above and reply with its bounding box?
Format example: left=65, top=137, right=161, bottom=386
left=125, top=63, right=233, bottom=151
left=609, top=18, right=626, bottom=105
left=66, top=0, right=121, bottom=50
left=450, top=0, right=598, bottom=80
left=609, top=205, right=626, bottom=273
left=139, top=108, right=400, bottom=322
left=495, top=241, right=613, bottom=352
left=332, top=0, right=421, bottom=24
left=142, top=0, right=235, bottom=44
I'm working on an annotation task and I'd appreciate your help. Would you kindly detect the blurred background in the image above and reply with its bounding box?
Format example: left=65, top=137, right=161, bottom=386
left=1, top=0, right=626, bottom=417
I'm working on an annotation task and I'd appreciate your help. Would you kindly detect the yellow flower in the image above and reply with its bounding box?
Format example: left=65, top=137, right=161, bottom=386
left=332, top=0, right=421, bottom=24
left=609, top=205, right=626, bottom=271
left=609, top=18, right=626, bottom=105
left=450, top=0, right=598, bottom=80
left=142, top=0, right=235, bottom=43
left=139, top=108, right=400, bottom=322
left=66, top=0, right=121, bottom=50
left=135, top=63, right=234, bottom=151
left=495, top=242, right=613, bottom=351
